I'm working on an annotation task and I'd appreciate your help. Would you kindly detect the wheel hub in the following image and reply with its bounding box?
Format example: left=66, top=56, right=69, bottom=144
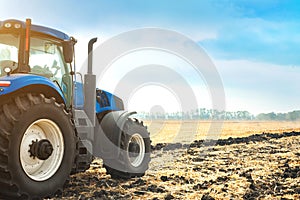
left=29, top=139, right=54, bottom=160
left=127, top=133, right=146, bottom=167
left=129, top=142, right=140, bottom=157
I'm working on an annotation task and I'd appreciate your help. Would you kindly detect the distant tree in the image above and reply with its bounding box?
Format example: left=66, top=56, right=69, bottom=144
left=255, top=111, right=300, bottom=121
left=286, top=110, right=300, bottom=121
left=256, top=112, right=276, bottom=120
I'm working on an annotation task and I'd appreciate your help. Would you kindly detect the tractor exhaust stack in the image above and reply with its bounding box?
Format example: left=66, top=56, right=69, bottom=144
left=88, top=38, right=97, bottom=74
left=84, top=38, right=98, bottom=126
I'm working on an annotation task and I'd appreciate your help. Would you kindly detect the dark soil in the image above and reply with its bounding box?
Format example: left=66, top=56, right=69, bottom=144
left=51, top=132, right=300, bottom=199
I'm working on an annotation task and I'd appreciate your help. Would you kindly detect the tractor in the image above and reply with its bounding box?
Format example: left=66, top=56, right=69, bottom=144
left=0, top=19, right=151, bottom=199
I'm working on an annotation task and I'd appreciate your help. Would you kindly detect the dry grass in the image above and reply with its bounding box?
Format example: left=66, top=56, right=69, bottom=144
left=145, top=120, right=300, bottom=144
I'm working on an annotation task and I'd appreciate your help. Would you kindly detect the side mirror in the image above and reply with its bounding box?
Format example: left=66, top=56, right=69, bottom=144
left=62, top=40, right=74, bottom=63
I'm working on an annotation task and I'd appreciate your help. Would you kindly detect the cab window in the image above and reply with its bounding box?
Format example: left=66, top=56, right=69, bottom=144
left=29, top=37, right=72, bottom=106
left=0, top=33, right=19, bottom=77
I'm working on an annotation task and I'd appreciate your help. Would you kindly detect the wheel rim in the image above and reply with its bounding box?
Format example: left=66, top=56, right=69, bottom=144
left=20, top=119, right=64, bottom=181
left=127, top=133, right=145, bottom=167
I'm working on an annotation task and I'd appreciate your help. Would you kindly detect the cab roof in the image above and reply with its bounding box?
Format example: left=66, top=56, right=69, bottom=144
left=0, top=19, right=70, bottom=41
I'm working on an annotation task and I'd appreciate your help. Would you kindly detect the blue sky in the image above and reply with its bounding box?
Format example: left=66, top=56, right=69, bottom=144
left=1, top=1, right=300, bottom=114
left=3, top=0, right=300, bottom=65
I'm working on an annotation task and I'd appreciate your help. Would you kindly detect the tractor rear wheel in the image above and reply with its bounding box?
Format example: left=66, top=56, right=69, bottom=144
left=0, top=93, right=76, bottom=199
left=103, top=119, right=151, bottom=179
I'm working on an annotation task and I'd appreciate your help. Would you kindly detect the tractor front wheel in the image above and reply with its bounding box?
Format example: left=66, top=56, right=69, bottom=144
left=0, top=93, right=76, bottom=199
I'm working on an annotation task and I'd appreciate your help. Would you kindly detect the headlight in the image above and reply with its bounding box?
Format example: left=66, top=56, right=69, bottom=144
left=4, top=67, right=12, bottom=74
left=4, top=23, right=12, bottom=28
left=14, top=23, right=21, bottom=29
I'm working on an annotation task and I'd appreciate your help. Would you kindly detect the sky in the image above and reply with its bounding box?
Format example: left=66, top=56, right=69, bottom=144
left=1, top=0, right=300, bottom=114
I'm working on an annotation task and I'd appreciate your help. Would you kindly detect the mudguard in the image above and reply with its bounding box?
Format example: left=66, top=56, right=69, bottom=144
left=0, top=74, right=66, bottom=103
left=93, top=110, right=136, bottom=159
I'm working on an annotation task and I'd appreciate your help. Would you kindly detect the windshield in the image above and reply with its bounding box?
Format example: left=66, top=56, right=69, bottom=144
left=29, top=37, right=69, bottom=82
left=29, top=36, right=72, bottom=106
left=0, top=33, right=19, bottom=77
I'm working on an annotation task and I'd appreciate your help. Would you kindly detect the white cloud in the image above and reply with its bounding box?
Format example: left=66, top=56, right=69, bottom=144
left=93, top=49, right=213, bottom=112
left=215, top=59, right=300, bottom=114
left=78, top=39, right=300, bottom=115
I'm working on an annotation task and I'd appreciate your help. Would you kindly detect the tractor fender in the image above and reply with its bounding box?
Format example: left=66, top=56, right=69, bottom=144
left=93, top=110, right=137, bottom=159
left=0, top=74, right=66, bottom=104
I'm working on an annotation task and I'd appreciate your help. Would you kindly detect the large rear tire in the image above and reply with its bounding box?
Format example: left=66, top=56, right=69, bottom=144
left=103, top=119, right=151, bottom=179
left=0, top=93, right=76, bottom=199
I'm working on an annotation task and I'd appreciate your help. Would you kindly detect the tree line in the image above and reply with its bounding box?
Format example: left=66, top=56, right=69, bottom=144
left=136, top=108, right=300, bottom=121
left=256, top=110, right=300, bottom=121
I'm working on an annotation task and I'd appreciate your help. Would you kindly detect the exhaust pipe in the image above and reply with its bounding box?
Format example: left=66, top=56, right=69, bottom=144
left=84, top=38, right=97, bottom=126
left=88, top=38, right=97, bottom=74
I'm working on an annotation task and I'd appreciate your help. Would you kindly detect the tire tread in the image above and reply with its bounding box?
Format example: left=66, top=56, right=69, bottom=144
left=0, top=93, right=74, bottom=199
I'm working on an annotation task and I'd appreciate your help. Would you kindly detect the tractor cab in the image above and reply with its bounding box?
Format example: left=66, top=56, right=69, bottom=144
left=0, top=19, right=74, bottom=106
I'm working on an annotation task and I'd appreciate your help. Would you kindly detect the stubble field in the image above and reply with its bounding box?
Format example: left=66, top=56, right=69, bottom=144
left=52, top=121, right=300, bottom=200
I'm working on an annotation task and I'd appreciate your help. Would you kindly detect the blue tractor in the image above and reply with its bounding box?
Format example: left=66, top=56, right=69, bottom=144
left=0, top=19, right=151, bottom=199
